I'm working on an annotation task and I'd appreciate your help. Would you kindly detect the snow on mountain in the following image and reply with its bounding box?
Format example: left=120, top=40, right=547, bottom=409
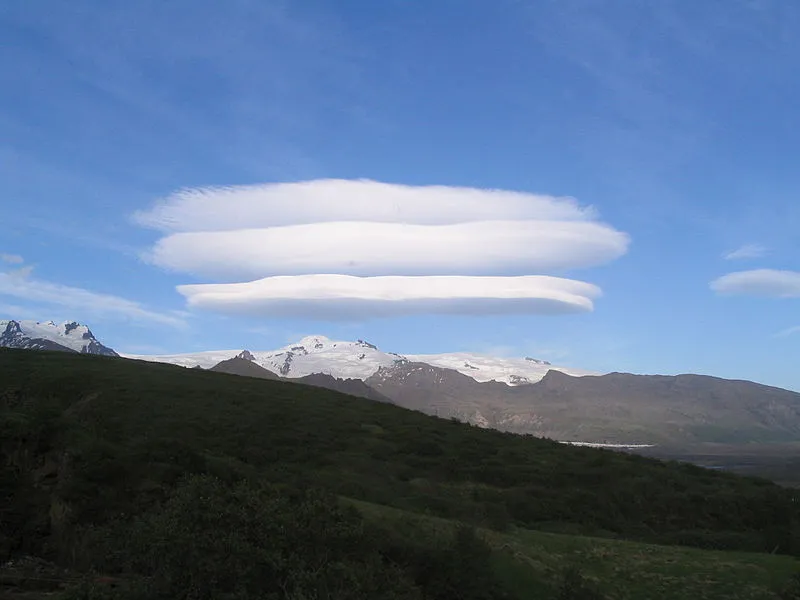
left=0, top=320, right=118, bottom=356
left=404, top=352, right=595, bottom=384
left=125, top=349, right=246, bottom=369
left=249, top=336, right=402, bottom=379
left=124, top=336, right=403, bottom=380
left=124, top=335, right=591, bottom=385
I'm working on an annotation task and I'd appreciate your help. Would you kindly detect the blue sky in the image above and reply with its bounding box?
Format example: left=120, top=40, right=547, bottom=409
left=1, top=0, right=799, bottom=389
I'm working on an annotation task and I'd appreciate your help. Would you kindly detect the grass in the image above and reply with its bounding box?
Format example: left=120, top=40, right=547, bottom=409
left=348, top=497, right=800, bottom=600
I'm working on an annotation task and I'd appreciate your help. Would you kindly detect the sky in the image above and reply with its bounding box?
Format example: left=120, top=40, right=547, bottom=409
left=1, top=0, right=799, bottom=390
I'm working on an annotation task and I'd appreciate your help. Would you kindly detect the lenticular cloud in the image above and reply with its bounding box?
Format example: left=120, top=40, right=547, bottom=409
left=136, top=179, right=629, bottom=319
left=178, top=275, right=601, bottom=319
left=149, top=220, right=628, bottom=280
left=134, top=179, right=597, bottom=231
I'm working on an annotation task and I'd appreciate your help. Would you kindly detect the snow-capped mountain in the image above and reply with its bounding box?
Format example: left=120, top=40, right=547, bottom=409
left=0, top=320, right=118, bottom=356
left=124, top=335, right=591, bottom=385
left=403, top=352, right=594, bottom=384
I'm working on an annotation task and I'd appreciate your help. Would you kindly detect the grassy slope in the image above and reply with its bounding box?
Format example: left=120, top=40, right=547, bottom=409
left=1, top=349, right=800, bottom=598
left=349, top=499, right=799, bottom=600
left=1, top=349, right=797, bottom=548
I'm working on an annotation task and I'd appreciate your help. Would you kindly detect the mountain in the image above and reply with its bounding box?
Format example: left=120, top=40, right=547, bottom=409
left=124, top=334, right=588, bottom=385
left=292, top=373, right=395, bottom=404
left=10, top=320, right=800, bottom=447
left=367, top=365, right=800, bottom=445
left=209, top=354, right=283, bottom=380
left=0, top=320, right=117, bottom=356
left=208, top=352, right=394, bottom=404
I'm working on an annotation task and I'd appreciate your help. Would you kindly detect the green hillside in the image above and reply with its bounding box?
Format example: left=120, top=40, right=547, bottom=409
left=1, top=348, right=798, bottom=599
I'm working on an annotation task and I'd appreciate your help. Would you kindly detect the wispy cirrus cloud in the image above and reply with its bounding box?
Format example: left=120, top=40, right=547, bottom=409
left=0, top=253, right=24, bottom=265
left=137, top=179, right=629, bottom=319
left=774, top=325, right=800, bottom=338
left=0, top=269, right=186, bottom=328
left=710, top=269, right=800, bottom=298
left=723, top=244, right=768, bottom=260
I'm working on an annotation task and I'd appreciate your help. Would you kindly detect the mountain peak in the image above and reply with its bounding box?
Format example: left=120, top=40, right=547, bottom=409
left=0, top=318, right=118, bottom=356
left=293, top=335, right=334, bottom=350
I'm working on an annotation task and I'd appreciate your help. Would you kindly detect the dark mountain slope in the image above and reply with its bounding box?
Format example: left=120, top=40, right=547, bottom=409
left=1, top=347, right=797, bottom=566
left=210, top=355, right=282, bottom=380
left=293, top=372, right=395, bottom=404
left=367, top=363, right=800, bottom=444
left=209, top=356, right=394, bottom=403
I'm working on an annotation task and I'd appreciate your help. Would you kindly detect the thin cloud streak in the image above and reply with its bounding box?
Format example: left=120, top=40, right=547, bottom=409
left=0, top=271, right=186, bottom=328
left=0, top=254, right=24, bottom=265
left=723, top=244, right=768, bottom=260
left=774, top=325, right=800, bottom=338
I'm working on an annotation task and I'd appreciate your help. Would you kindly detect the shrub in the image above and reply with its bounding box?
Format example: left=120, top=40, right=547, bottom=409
left=777, top=571, right=800, bottom=600
left=557, top=567, right=605, bottom=600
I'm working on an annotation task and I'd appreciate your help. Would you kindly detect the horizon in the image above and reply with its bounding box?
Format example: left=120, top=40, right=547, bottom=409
left=2, top=1, right=799, bottom=391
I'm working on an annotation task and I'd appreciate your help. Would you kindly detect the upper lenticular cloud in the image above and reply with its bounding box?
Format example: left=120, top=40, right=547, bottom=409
left=177, top=274, right=601, bottom=319
left=149, top=220, right=629, bottom=280
left=134, top=179, right=597, bottom=232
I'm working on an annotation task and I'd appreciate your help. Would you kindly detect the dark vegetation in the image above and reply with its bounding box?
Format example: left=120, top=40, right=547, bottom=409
left=1, top=349, right=799, bottom=598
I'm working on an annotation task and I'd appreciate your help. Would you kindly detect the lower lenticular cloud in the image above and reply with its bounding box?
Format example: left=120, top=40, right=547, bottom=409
left=136, top=179, right=629, bottom=319
left=711, top=269, right=800, bottom=298
left=177, top=275, right=601, bottom=319
left=149, top=220, right=628, bottom=280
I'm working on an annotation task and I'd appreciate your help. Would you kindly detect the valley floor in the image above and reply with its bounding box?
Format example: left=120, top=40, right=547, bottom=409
left=635, top=443, right=800, bottom=488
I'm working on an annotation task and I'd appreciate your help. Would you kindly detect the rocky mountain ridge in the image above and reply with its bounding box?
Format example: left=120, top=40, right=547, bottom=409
left=124, top=334, right=591, bottom=385
left=5, top=317, right=800, bottom=446
left=0, top=320, right=118, bottom=356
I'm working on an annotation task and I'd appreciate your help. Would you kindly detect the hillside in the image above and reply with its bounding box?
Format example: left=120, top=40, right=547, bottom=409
left=1, top=348, right=799, bottom=598
left=8, top=317, right=796, bottom=446
left=209, top=354, right=283, bottom=379
left=210, top=355, right=394, bottom=403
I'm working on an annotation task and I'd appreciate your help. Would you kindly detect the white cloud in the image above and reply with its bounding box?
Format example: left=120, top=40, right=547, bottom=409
left=723, top=243, right=768, bottom=260
left=710, top=269, right=800, bottom=298
left=134, top=179, right=598, bottom=231
left=137, top=179, right=628, bottom=319
left=148, top=220, right=629, bottom=280
left=774, top=325, right=800, bottom=338
left=177, top=274, right=601, bottom=319
left=0, top=271, right=186, bottom=328
left=0, top=254, right=24, bottom=265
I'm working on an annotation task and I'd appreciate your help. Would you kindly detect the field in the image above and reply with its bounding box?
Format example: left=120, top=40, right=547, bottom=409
left=350, top=498, right=800, bottom=600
